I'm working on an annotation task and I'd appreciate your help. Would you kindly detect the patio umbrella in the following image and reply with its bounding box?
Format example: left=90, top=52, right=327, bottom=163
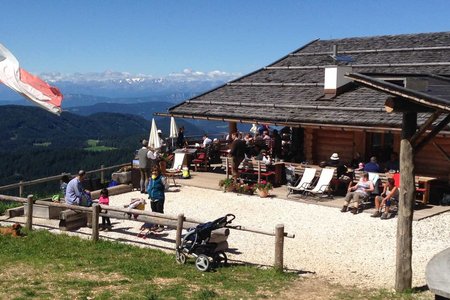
left=148, top=118, right=161, bottom=150
left=169, top=116, right=178, bottom=149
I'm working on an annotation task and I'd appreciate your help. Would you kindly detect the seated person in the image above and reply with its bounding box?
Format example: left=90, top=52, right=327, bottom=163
left=341, top=172, right=374, bottom=214
left=327, top=153, right=348, bottom=178
left=364, top=156, right=381, bottom=173
left=202, top=134, right=212, bottom=148
left=384, top=152, right=399, bottom=172
left=255, top=149, right=271, bottom=164
left=371, top=178, right=399, bottom=219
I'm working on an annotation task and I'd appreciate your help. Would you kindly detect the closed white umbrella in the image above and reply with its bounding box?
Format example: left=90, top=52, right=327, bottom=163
left=169, top=117, right=178, bottom=138
left=169, top=116, right=178, bottom=149
left=148, top=118, right=161, bottom=150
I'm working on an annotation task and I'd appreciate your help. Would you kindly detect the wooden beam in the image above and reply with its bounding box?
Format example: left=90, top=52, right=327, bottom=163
left=395, top=112, right=416, bottom=292
left=415, top=114, right=450, bottom=153
left=410, top=111, right=441, bottom=146
left=385, top=97, right=434, bottom=113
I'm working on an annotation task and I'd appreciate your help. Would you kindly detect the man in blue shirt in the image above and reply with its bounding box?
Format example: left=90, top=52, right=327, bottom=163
left=364, top=156, right=381, bottom=173
left=65, top=170, right=87, bottom=205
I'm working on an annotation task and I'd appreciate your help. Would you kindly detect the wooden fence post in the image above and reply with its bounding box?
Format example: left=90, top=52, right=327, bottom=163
left=100, top=165, right=105, bottom=184
left=92, top=204, right=100, bottom=242
left=26, top=195, right=34, bottom=231
left=274, top=224, right=284, bottom=271
left=19, top=181, right=24, bottom=197
left=175, top=214, right=184, bottom=249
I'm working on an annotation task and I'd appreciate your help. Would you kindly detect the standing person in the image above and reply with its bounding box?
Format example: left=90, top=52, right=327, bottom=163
left=271, top=129, right=282, bottom=159
left=147, top=166, right=166, bottom=230
left=229, top=132, right=246, bottom=182
left=98, top=188, right=112, bottom=231
left=176, top=126, right=186, bottom=148
left=137, top=140, right=151, bottom=194
left=65, top=170, right=89, bottom=206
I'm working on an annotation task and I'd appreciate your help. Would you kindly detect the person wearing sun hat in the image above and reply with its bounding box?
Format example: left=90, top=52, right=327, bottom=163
left=327, top=153, right=347, bottom=178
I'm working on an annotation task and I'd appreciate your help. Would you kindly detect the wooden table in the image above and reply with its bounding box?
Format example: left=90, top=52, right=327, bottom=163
left=415, top=176, right=437, bottom=205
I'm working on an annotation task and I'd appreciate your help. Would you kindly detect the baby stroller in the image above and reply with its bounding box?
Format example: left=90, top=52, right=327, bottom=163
left=175, top=214, right=236, bottom=272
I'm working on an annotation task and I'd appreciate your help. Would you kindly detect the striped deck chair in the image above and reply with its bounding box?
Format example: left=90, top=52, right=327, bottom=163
left=286, top=167, right=317, bottom=197
left=303, top=168, right=335, bottom=198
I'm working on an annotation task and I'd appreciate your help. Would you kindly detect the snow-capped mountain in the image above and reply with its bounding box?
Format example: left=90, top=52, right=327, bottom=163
left=0, top=69, right=241, bottom=102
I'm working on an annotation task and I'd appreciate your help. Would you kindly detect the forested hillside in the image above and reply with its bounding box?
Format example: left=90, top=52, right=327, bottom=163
left=0, top=105, right=198, bottom=191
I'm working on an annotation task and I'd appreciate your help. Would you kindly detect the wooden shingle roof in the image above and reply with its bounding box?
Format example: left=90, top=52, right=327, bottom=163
left=163, top=31, right=450, bottom=130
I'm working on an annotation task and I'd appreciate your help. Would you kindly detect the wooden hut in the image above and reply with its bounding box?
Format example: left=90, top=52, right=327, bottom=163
left=158, top=32, right=450, bottom=181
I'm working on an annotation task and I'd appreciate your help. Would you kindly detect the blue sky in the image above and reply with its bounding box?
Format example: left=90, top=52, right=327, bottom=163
left=1, top=0, right=450, bottom=77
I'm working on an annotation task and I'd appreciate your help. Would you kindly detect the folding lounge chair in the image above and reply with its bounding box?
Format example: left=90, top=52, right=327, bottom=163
left=286, top=167, right=317, bottom=197
left=303, top=168, right=335, bottom=198
left=165, top=153, right=186, bottom=186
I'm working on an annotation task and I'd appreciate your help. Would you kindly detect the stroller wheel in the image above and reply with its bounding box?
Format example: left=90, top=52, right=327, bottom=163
left=195, top=254, right=211, bottom=272
left=213, top=251, right=228, bottom=266
left=175, top=249, right=187, bottom=264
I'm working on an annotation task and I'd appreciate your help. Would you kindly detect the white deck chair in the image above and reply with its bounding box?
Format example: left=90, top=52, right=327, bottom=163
left=286, top=168, right=317, bottom=197
left=165, top=153, right=186, bottom=186
left=303, top=168, right=335, bottom=198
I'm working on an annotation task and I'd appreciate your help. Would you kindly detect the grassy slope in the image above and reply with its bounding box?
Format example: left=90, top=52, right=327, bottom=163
left=0, top=230, right=295, bottom=299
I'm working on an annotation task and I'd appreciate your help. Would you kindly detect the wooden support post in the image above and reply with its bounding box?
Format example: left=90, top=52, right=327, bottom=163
left=92, top=204, right=100, bottom=242
left=226, top=157, right=229, bottom=180
left=175, top=214, right=184, bottom=249
left=100, top=165, right=105, bottom=184
left=26, top=195, right=34, bottom=231
left=229, top=121, right=237, bottom=137
left=19, top=181, right=24, bottom=198
left=274, top=224, right=285, bottom=271
left=257, top=161, right=261, bottom=184
left=395, top=112, right=417, bottom=292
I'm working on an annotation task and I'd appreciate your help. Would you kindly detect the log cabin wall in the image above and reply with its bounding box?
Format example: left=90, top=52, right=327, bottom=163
left=309, top=128, right=355, bottom=165
left=415, top=136, right=450, bottom=181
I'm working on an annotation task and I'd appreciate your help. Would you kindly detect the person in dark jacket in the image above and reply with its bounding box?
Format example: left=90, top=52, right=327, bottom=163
left=229, top=132, right=246, bottom=181
left=147, top=166, right=166, bottom=214
left=271, top=129, right=282, bottom=159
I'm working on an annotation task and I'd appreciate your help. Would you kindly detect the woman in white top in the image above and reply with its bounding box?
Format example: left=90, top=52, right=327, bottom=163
left=341, top=172, right=374, bottom=214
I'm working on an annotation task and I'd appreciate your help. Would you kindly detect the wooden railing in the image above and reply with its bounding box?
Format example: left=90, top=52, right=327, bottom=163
left=0, top=162, right=130, bottom=197
left=0, top=193, right=294, bottom=271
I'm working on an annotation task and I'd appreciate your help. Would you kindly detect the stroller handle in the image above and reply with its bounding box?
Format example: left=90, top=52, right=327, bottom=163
left=224, top=214, right=235, bottom=225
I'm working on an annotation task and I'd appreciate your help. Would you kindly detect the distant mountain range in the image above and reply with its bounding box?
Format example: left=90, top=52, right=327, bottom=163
left=0, top=70, right=239, bottom=101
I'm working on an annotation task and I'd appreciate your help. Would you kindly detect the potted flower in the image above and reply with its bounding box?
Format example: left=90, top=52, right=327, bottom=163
left=235, top=182, right=254, bottom=195
left=253, top=182, right=273, bottom=198
left=219, top=178, right=235, bottom=192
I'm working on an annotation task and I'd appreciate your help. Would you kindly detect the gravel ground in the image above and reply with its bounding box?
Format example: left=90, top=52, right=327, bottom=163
left=2, top=185, right=449, bottom=289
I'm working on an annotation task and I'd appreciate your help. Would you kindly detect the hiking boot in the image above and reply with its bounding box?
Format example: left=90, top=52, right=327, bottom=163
left=371, top=211, right=382, bottom=218
left=381, top=213, right=391, bottom=220
left=351, top=207, right=358, bottom=214
left=340, top=205, right=348, bottom=213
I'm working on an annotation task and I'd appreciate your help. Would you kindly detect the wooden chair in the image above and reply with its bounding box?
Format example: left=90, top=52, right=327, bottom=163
left=164, top=153, right=186, bottom=186
left=192, top=152, right=208, bottom=171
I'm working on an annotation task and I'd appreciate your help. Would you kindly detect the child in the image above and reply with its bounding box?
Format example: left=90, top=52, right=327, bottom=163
left=58, top=174, right=70, bottom=202
left=98, top=188, right=112, bottom=231
left=146, top=166, right=166, bottom=231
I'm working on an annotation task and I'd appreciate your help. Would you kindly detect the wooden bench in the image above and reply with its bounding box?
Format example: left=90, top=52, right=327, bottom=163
left=59, top=210, right=88, bottom=231
left=221, top=157, right=276, bottom=185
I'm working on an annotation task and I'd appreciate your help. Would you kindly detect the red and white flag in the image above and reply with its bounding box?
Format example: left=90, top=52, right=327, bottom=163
left=0, top=43, right=63, bottom=115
